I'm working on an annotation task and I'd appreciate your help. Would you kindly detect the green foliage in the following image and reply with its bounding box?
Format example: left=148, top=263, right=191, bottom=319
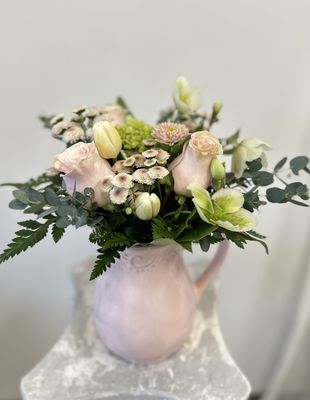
left=274, top=157, right=287, bottom=173
left=116, top=96, right=133, bottom=117
left=90, top=248, right=120, bottom=280
left=244, top=189, right=267, bottom=211
left=0, top=220, right=52, bottom=264
left=208, top=102, right=223, bottom=127
left=151, top=218, right=175, bottom=241
left=51, top=224, right=66, bottom=243
left=290, top=156, right=309, bottom=175
left=224, top=230, right=269, bottom=254
left=226, top=130, right=240, bottom=145
left=252, top=171, right=274, bottom=186
left=1, top=173, right=52, bottom=189
left=266, top=182, right=309, bottom=207
left=177, top=222, right=216, bottom=242
left=266, top=187, right=287, bottom=203
left=101, top=233, right=132, bottom=250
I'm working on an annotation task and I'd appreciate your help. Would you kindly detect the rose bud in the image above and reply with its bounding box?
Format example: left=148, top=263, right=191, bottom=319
left=211, top=158, right=225, bottom=180
left=134, top=192, right=161, bottom=221
left=94, top=121, right=122, bottom=159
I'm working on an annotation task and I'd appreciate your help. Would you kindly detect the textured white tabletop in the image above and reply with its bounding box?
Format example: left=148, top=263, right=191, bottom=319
left=21, top=257, right=251, bottom=400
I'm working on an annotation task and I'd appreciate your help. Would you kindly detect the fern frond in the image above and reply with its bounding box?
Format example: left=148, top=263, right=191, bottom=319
left=0, top=221, right=51, bottom=264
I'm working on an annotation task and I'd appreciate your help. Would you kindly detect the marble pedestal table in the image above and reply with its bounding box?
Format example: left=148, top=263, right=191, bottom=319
left=21, top=257, right=251, bottom=400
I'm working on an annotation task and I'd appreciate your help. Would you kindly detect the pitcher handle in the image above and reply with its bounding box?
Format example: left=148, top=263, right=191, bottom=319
left=195, top=240, right=229, bottom=301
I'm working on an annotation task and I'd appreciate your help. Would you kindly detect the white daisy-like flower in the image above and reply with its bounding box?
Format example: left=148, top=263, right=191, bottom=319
left=144, top=158, right=157, bottom=167
left=142, top=149, right=159, bottom=158
left=50, top=113, right=65, bottom=126
left=123, top=157, right=135, bottom=167
left=63, top=125, right=85, bottom=144
left=51, top=121, right=68, bottom=136
left=132, top=168, right=154, bottom=185
left=109, top=187, right=129, bottom=204
left=112, top=173, right=134, bottom=189
left=132, top=154, right=145, bottom=167
left=156, top=149, right=170, bottom=164
left=85, top=108, right=98, bottom=118
left=72, top=105, right=87, bottom=114
left=148, top=166, right=170, bottom=180
left=112, top=160, right=131, bottom=173
left=85, top=127, right=94, bottom=140
left=102, top=175, right=114, bottom=192
left=143, top=139, right=157, bottom=146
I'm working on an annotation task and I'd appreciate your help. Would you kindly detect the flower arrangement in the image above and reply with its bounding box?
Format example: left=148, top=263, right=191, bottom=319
left=1, top=77, right=309, bottom=279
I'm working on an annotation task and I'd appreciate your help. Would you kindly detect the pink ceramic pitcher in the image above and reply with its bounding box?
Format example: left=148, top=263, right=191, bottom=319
left=94, top=241, right=229, bottom=364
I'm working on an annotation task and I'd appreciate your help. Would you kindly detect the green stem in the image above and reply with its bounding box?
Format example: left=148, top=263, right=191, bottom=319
left=275, top=173, right=288, bottom=186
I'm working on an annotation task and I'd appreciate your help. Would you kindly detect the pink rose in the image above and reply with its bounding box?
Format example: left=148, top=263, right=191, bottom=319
left=169, top=131, right=223, bottom=197
left=189, top=131, right=223, bottom=155
left=54, top=142, right=113, bottom=206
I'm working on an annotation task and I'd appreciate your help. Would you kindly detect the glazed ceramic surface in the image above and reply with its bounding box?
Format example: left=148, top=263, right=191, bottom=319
left=94, top=241, right=228, bottom=363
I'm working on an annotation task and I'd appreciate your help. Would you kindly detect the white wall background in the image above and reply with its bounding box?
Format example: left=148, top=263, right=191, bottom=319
left=0, top=0, right=310, bottom=398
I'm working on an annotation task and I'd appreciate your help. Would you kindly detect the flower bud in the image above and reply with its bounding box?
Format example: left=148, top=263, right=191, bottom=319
left=211, top=158, right=225, bottom=180
left=94, top=121, right=122, bottom=159
left=173, top=76, right=201, bottom=114
left=134, top=193, right=161, bottom=221
left=212, top=102, right=223, bottom=114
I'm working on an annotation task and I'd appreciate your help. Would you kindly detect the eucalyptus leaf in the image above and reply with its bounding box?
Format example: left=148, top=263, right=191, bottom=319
left=252, top=171, right=274, bottom=186
left=274, top=157, right=287, bottom=172
left=55, top=216, right=72, bottom=228
left=290, top=156, right=309, bottom=175
left=13, top=190, right=29, bottom=205
left=84, top=187, right=95, bottom=198
left=199, top=237, right=211, bottom=252
left=37, top=207, right=58, bottom=219
left=45, top=187, right=61, bottom=206
left=288, top=199, right=309, bottom=207
left=9, top=199, right=27, bottom=210
left=25, top=188, right=45, bottom=203
left=57, top=204, right=78, bottom=217
left=266, top=188, right=287, bottom=203
left=72, top=191, right=86, bottom=205
left=285, top=182, right=306, bottom=196
left=246, top=159, right=263, bottom=173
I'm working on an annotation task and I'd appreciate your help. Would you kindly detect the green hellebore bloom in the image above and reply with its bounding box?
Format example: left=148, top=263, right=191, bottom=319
left=232, top=138, right=272, bottom=178
left=173, top=76, right=202, bottom=114
left=214, top=208, right=257, bottom=232
left=212, top=188, right=244, bottom=213
left=190, top=184, right=256, bottom=232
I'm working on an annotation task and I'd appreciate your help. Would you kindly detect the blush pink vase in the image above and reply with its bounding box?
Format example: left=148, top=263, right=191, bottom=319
left=94, top=241, right=229, bottom=364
